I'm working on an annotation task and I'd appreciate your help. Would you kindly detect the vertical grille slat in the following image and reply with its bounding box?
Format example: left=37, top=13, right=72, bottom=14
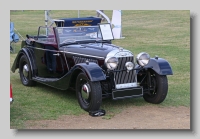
left=115, top=57, right=121, bottom=83
left=114, top=56, right=136, bottom=85
left=127, top=57, right=134, bottom=83
left=119, top=57, right=127, bottom=83
left=128, top=71, right=132, bottom=83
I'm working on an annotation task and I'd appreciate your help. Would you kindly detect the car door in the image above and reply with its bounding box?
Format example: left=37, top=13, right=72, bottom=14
left=33, top=27, right=67, bottom=78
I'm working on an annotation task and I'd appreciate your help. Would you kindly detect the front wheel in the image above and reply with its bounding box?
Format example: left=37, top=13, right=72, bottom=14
left=143, top=71, right=168, bottom=104
left=76, top=72, right=102, bottom=112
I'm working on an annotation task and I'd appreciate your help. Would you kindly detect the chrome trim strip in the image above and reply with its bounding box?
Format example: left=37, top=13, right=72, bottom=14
left=27, top=46, right=105, bottom=59
left=63, top=47, right=69, bottom=70
left=27, top=46, right=60, bottom=52
left=116, top=82, right=138, bottom=89
left=64, top=51, right=105, bottom=59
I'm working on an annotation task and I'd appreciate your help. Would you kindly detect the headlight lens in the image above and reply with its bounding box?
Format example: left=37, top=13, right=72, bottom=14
left=136, top=52, right=150, bottom=67
left=105, top=57, right=118, bottom=70
left=125, top=62, right=134, bottom=71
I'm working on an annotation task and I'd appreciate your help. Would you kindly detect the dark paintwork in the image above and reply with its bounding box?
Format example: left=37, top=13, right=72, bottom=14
left=11, top=25, right=173, bottom=99
left=11, top=40, right=113, bottom=90
left=32, top=62, right=106, bottom=90
left=60, top=43, right=117, bottom=58
left=147, top=57, right=173, bottom=75
left=135, top=57, right=173, bottom=75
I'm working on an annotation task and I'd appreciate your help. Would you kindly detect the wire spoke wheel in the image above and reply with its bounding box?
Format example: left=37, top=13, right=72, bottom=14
left=143, top=71, right=168, bottom=104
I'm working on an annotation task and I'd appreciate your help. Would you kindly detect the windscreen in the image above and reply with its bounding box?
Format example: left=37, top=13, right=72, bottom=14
left=56, top=26, right=102, bottom=45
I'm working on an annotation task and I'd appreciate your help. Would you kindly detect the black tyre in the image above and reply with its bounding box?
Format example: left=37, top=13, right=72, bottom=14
left=76, top=72, right=102, bottom=112
left=143, top=71, right=168, bottom=104
left=19, top=55, right=36, bottom=86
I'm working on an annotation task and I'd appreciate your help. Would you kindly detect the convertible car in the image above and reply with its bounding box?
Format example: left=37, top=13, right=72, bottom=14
left=11, top=17, right=173, bottom=112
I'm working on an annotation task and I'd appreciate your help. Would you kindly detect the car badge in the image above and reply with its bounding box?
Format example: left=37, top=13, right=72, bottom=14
left=86, top=60, right=89, bottom=65
left=119, top=47, right=123, bottom=51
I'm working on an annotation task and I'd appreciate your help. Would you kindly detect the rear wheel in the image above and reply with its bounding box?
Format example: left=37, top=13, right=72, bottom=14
left=76, top=72, right=102, bottom=112
left=143, top=71, right=168, bottom=104
left=19, top=55, right=36, bottom=86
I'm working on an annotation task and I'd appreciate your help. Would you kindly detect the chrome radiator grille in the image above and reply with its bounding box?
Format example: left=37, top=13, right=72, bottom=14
left=73, top=56, right=98, bottom=64
left=114, top=56, right=136, bottom=84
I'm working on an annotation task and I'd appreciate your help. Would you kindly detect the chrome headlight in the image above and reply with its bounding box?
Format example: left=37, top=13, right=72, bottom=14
left=125, top=62, right=134, bottom=71
left=136, top=52, right=150, bottom=67
left=105, top=57, right=118, bottom=70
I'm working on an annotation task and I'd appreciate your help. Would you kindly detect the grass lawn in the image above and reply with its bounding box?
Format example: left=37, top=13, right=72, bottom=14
left=10, top=10, right=190, bottom=129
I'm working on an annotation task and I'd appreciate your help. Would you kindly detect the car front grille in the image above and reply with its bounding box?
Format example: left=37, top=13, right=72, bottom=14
left=114, top=56, right=136, bottom=84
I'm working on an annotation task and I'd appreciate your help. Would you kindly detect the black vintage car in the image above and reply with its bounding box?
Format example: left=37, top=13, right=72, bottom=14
left=11, top=17, right=173, bottom=113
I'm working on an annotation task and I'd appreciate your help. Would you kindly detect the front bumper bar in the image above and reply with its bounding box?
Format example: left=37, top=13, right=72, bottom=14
left=112, top=87, right=143, bottom=100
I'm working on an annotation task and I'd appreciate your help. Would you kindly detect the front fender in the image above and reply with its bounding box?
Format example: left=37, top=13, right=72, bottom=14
left=75, top=62, right=106, bottom=81
left=33, top=62, right=106, bottom=90
left=137, top=58, right=173, bottom=75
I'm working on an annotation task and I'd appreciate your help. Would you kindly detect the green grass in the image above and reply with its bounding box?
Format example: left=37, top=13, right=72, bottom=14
left=10, top=10, right=190, bottom=129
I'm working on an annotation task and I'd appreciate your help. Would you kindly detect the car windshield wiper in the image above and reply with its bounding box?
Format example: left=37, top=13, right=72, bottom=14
left=60, top=40, right=77, bottom=47
left=95, top=39, right=111, bottom=43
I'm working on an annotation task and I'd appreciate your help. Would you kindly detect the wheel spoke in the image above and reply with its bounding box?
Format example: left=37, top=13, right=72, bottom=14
left=143, top=71, right=168, bottom=104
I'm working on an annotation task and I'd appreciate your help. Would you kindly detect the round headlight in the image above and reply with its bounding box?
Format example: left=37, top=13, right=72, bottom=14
left=136, top=52, right=150, bottom=67
left=105, top=57, right=118, bottom=70
left=125, top=62, right=134, bottom=71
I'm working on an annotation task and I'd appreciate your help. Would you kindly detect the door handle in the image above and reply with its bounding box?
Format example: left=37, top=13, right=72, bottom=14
left=53, top=53, right=60, bottom=56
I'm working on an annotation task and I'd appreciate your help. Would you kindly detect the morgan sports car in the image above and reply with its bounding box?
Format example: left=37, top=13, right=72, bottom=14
left=11, top=17, right=173, bottom=112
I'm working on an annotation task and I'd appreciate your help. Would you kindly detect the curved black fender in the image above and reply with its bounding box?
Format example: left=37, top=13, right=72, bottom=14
left=37, top=62, right=106, bottom=90
left=11, top=46, right=37, bottom=77
left=34, top=62, right=106, bottom=90
left=74, top=62, right=106, bottom=81
left=136, top=57, right=173, bottom=75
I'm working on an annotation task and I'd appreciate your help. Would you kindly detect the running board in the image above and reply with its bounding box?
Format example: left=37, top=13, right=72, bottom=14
left=32, top=77, right=59, bottom=82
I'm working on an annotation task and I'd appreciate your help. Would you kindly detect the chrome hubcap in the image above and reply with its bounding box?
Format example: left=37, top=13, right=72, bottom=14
left=23, top=64, right=29, bottom=77
left=81, top=83, right=91, bottom=101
